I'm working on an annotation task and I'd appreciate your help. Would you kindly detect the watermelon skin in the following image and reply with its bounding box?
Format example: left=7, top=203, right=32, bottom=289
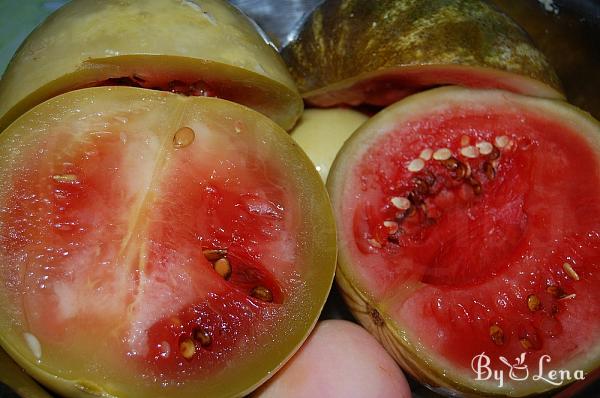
left=0, top=87, right=336, bottom=398
left=327, top=87, right=600, bottom=397
left=0, top=348, right=52, bottom=398
left=0, top=0, right=302, bottom=132
left=282, top=0, right=563, bottom=107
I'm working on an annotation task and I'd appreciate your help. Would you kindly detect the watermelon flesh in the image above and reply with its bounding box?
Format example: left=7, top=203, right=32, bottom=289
left=305, top=65, right=564, bottom=108
left=0, top=87, right=336, bottom=398
left=329, top=87, right=600, bottom=396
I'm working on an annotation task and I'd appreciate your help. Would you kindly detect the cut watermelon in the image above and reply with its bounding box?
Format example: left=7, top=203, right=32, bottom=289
left=328, top=87, right=600, bottom=396
left=282, top=0, right=563, bottom=108
left=0, top=87, right=336, bottom=398
left=0, top=0, right=302, bottom=132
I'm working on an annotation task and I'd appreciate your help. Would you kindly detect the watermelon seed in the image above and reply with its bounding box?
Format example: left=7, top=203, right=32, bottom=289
left=487, top=146, right=501, bottom=160
left=179, top=337, right=196, bottom=360
left=383, top=220, right=399, bottom=234
left=368, top=238, right=382, bottom=248
left=495, top=135, right=510, bottom=149
left=214, top=258, right=232, bottom=280
left=433, top=148, right=452, bottom=161
left=464, top=162, right=472, bottom=178
left=460, top=145, right=479, bottom=158
left=489, top=325, right=504, bottom=346
left=562, top=262, right=580, bottom=281
left=527, top=294, right=541, bottom=312
left=403, top=205, right=416, bottom=218
left=443, top=158, right=468, bottom=180
left=483, top=161, right=496, bottom=179
left=467, top=176, right=482, bottom=195
left=407, top=191, right=424, bottom=206
left=413, top=177, right=430, bottom=195
left=442, top=157, right=459, bottom=171
left=560, top=293, right=577, bottom=300
left=391, top=196, right=411, bottom=210
left=173, top=126, right=195, bottom=148
left=407, top=158, right=425, bottom=172
left=476, top=141, right=493, bottom=155
left=520, top=338, right=533, bottom=350
left=23, top=332, right=42, bottom=360
left=419, top=148, right=433, bottom=160
left=52, top=174, right=78, bottom=183
left=202, top=249, right=227, bottom=262
left=455, top=163, right=468, bottom=180
left=193, top=328, right=212, bottom=348
left=546, top=284, right=563, bottom=298
left=250, top=286, right=274, bottom=302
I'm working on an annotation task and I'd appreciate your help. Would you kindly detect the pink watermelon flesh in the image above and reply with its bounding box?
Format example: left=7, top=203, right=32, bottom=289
left=5, top=122, right=292, bottom=378
left=0, top=88, right=335, bottom=397
left=306, top=66, right=564, bottom=108
left=341, top=95, right=600, bottom=377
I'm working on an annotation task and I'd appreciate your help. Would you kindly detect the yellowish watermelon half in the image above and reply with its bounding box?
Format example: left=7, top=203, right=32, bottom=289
left=0, top=87, right=336, bottom=398
left=282, top=0, right=564, bottom=108
left=328, top=86, right=600, bottom=396
left=0, top=0, right=302, bottom=132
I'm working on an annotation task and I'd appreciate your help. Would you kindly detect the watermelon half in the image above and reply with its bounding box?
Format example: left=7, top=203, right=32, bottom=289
left=328, top=86, right=600, bottom=396
left=282, top=0, right=563, bottom=108
left=0, top=0, right=302, bottom=132
left=0, top=87, right=336, bottom=398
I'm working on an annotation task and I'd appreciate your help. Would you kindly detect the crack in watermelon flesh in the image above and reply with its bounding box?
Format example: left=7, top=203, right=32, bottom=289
left=88, top=75, right=218, bottom=97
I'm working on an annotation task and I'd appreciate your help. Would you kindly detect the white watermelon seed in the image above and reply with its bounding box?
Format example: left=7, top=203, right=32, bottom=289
left=433, top=148, right=452, bottom=161
left=24, top=332, right=42, bottom=360
left=407, top=158, right=425, bottom=172
left=476, top=141, right=494, bottom=155
left=391, top=196, right=411, bottom=210
left=495, top=135, right=510, bottom=148
left=367, top=238, right=382, bottom=248
left=460, top=146, right=479, bottom=158
left=419, top=148, right=433, bottom=160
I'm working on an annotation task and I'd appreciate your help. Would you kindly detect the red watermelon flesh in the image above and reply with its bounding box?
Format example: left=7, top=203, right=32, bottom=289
left=329, top=87, right=600, bottom=396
